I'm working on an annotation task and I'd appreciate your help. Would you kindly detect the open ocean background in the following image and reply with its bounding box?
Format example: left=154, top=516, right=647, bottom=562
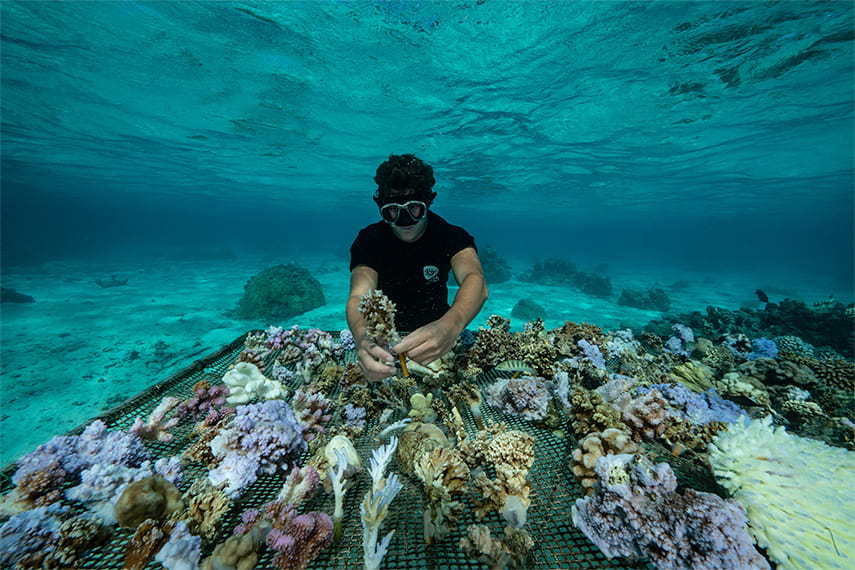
left=1, top=1, right=852, bottom=464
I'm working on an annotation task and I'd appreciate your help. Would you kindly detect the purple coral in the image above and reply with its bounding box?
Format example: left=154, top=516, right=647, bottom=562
left=664, top=323, right=694, bottom=356
left=486, top=376, right=551, bottom=420
left=639, top=383, right=746, bottom=425
left=14, top=420, right=149, bottom=489
left=572, top=454, right=769, bottom=569
left=268, top=510, right=334, bottom=570
left=747, top=337, right=778, bottom=361
left=0, top=503, right=71, bottom=566
left=578, top=339, right=607, bottom=369
left=208, top=400, right=307, bottom=498
left=175, top=383, right=231, bottom=420
left=291, top=387, right=333, bottom=442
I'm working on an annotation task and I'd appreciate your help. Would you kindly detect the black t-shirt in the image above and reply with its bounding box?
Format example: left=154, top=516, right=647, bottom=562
left=350, top=211, right=476, bottom=331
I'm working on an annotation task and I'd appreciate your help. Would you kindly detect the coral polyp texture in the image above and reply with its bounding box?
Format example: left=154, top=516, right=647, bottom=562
left=708, top=415, right=855, bottom=569
left=358, top=289, right=399, bottom=347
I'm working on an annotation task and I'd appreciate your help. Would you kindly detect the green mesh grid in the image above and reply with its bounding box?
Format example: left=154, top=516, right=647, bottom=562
left=0, top=332, right=654, bottom=569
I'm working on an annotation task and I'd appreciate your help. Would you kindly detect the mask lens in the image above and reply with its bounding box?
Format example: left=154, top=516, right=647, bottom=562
left=406, top=201, right=426, bottom=220
left=380, top=204, right=401, bottom=223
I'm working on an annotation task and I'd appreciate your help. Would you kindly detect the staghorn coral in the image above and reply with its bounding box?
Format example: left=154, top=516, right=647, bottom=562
left=358, top=289, right=400, bottom=347
left=571, top=428, right=639, bottom=494
left=414, top=447, right=470, bottom=543
left=361, top=438, right=403, bottom=570
left=485, top=376, right=552, bottom=421
left=277, top=464, right=321, bottom=506
left=572, top=453, right=769, bottom=569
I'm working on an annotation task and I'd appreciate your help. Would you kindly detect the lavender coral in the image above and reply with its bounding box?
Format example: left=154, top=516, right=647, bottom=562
left=208, top=400, right=307, bottom=498
left=485, top=376, right=551, bottom=421
left=572, top=453, right=769, bottom=569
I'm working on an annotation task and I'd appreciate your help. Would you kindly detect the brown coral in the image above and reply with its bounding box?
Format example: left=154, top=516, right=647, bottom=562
left=358, top=289, right=399, bottom=346
left=398, top=422, right=450, bottom=475
left=122, top=519, right=172, bottom=570
left=415, top=447, right=470, bottom=543
left=235, top=349, right=267, bottom=374
left=115, top=476, right=185, bottom=530
left=567, top=388, right=623, bottom=436
left=550, top=321, right=605, bottom=357
left=184, top=477, right=230, bottom=541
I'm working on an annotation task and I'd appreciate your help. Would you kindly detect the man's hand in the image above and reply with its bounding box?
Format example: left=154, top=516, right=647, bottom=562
left=392, top=320, right=459, bottom=366
left=356, top=334, right=397, bottom=382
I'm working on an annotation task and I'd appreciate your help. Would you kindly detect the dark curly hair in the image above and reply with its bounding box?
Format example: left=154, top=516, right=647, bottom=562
left=373, top=154, right=437, bottom=205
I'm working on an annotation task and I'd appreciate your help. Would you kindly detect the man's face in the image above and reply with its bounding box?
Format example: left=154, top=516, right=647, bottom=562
left=383, top=189, right=428, bottom=243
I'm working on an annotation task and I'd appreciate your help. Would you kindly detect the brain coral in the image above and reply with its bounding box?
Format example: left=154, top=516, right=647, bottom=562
left=237, top=263, right=325, bottom=320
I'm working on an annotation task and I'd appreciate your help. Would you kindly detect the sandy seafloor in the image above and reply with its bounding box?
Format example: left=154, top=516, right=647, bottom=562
left=1, top=252, right=852, bottom=467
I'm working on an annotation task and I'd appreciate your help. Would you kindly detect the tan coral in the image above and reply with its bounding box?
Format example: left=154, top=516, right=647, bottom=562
left=447, top=381, right=484, bottom=429
left=115, top=476, right=184, bottom=530
left=414, top=447, right=470, bottom=543
left=567, top=388, right=623, bottom=436
left=571, top=428, right=638, bottom=494
left=183, top=477, right=230, bottom=541
left=550, top=321, right=605, bottom=357
left=619, top=389, right=669, bottom=442
left=715, top=372, right=772, bottom=409
left=358, top=289, right=399, bottom=346
left=122, top=519, right=172, bottom=570
left=397, top=422, right=450, bottom=475
left=669, top=360, right=716, bottom=393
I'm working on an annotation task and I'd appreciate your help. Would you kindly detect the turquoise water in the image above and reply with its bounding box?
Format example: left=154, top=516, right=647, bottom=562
left=1, top=1, right=852, bottom=281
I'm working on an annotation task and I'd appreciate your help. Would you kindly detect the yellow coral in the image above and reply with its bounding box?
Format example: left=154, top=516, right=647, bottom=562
left=709, top=416, right=855, bottom=569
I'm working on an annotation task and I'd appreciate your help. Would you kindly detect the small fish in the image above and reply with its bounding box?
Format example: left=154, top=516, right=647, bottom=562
left=755, top=289, right=769, bottom=303
left=495, top=360, right=537, bottom=378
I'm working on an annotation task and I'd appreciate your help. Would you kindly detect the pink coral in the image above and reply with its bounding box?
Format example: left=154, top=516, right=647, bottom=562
left=269, top=511, right=334, bottom=570
left=617, top=389, right=669, bottom=441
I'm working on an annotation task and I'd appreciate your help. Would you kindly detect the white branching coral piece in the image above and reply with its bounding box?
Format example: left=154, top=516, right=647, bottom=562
left=330, top=448, right=351, bottom=541
left=358, top=289, right=400, bottom=348
left=361, top=437, right=403, bottom=570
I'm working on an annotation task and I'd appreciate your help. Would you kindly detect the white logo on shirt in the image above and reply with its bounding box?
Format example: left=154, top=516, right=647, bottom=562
left=423, top=265, right=440, bottom=283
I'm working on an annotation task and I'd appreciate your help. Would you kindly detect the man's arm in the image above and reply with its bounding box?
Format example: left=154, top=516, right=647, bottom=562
left=393, top=246, right=488, bottom=364
left=346, top=264, right=397, bottom=381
